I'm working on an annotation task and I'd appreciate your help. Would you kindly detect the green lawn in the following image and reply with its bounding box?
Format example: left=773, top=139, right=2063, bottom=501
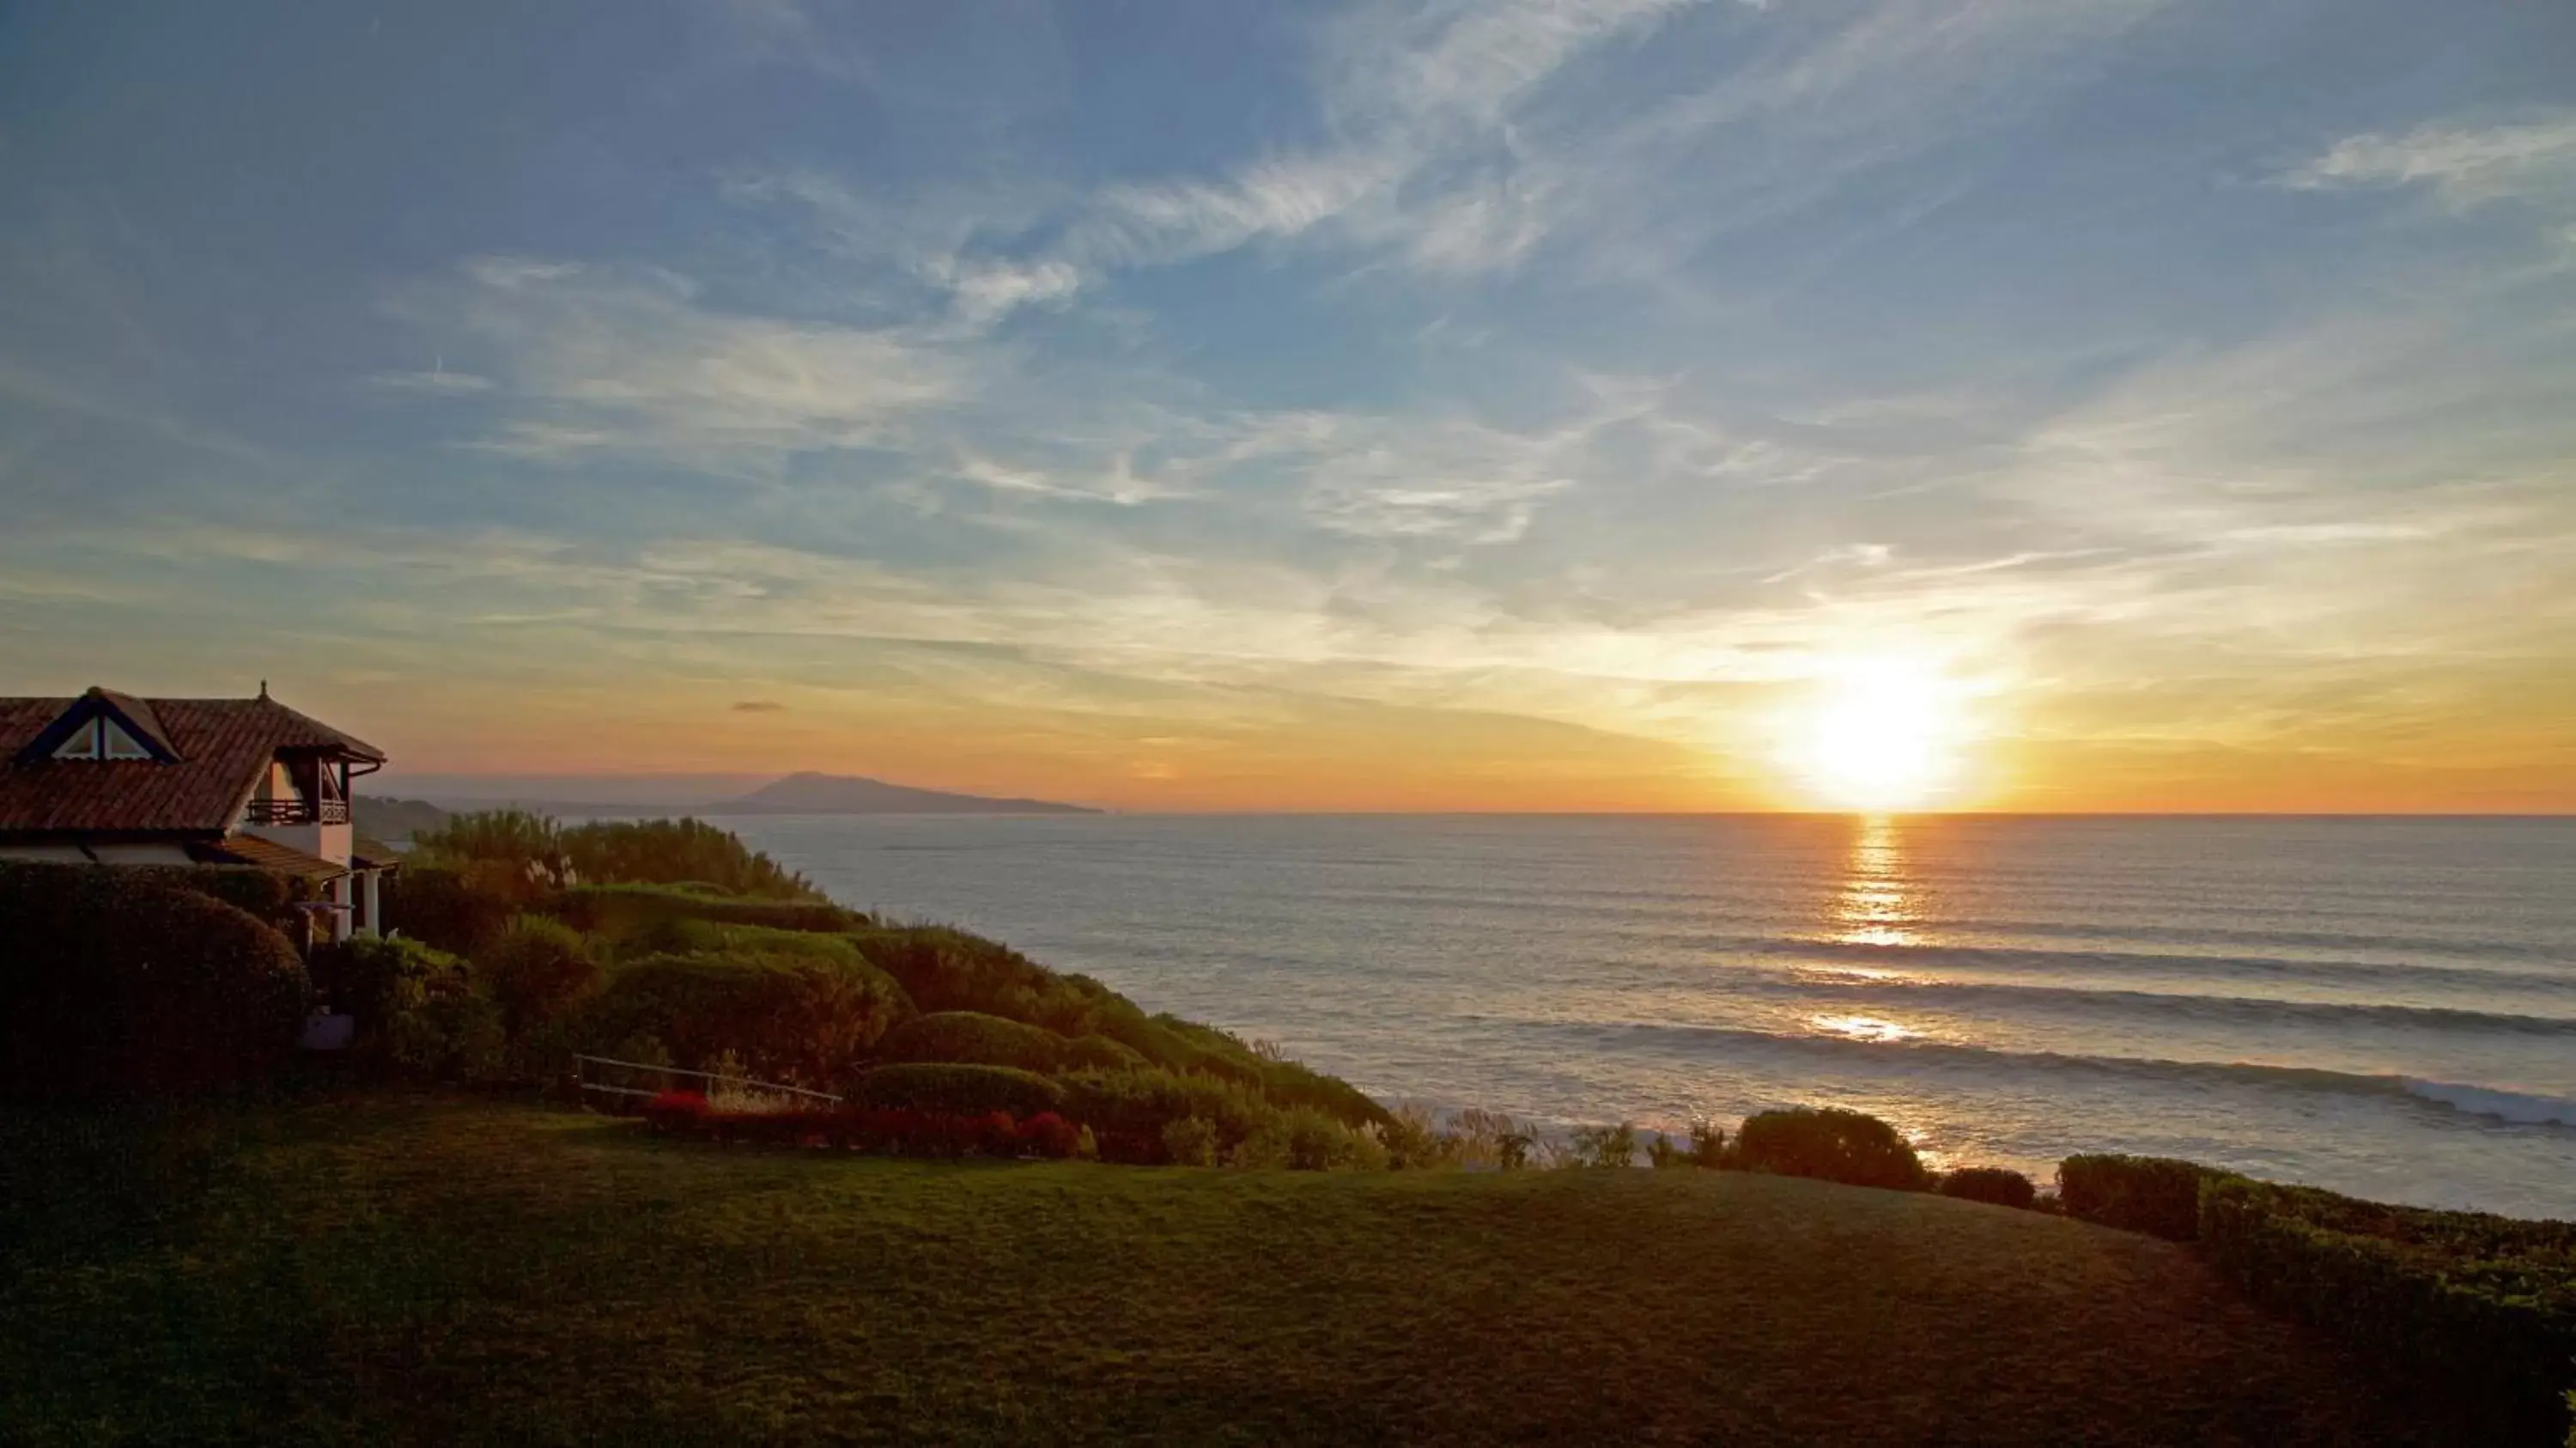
left=1, top=1095, right=2435, bottom=1445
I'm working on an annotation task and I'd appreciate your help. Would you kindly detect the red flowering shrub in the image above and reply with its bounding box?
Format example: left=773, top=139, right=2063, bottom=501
left=643, top=1090, right=708, bottom=1133
left=976, top=1111, right=1022, bottom=1158
left=1018, top=1112, right=1079, bottom=1159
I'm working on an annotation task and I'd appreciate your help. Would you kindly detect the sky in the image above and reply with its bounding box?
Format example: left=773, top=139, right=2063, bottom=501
left=2, top=0, right=2572, bottom=812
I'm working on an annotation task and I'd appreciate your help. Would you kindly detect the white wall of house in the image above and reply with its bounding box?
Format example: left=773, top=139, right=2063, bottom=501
left=240, top=818, right=354, bottom=867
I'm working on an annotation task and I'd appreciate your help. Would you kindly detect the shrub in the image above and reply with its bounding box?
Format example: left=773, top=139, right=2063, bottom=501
left=1060, top=1034, right=1150, bottom=1073
left=1938, top=1166, right=2038, bottom=1210
left=558, top=818, right=825, bottom=901
left=1163, top=1116, right=1220, bottom=1166
left=1377, top=1104, right=1455, bottom=1170
left=477, top=915, right=599, bottom=1037
left=1735, top=1107, right=1929, bottom=1191
left=644, top=1090, right=708, bottom=1133
left=386, top=991, right=507, bottom=1081
left=549, top=884, right=860, bottom=939
left=307, top=934, right=469, bottom=1034
left=1058, top=1068, right=1285, bottom=1163
left=381, top=865, right=514, bottom=956
left=850, top=1062, right=1066, bottom=1119
left=125, top=865, right=300, bottom=924
left=0, top=863, right=307, bottom=1100
left=1686, top=1118, right=1728, bottom=1168
left=2197, top=1177, right=2576, bottom=1444
left=409, top=810, right=571, bottom=905
left=876, top=1011, right=1074, bottom=1074
left=1443, top=1108, right=1533, bottom=1170
left=1283, top=1107, right=1378, bottom=1171
left=1019, top=1111, right=1079, bottom=1159
left=1567, top=1123, right=1639, bottom=1169
left=2057, top=1154, right=2231, bottom=1241
left=586, top=948, right=913, bottom=1089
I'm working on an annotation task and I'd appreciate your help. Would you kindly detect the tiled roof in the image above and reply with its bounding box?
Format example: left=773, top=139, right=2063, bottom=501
left=191, top=833, right=351, bottom=880
left=0, top=692, right=388, bottom=837
left=89, top=688, right=179, bottom=758
left=350, top=837, right=405, bottom=871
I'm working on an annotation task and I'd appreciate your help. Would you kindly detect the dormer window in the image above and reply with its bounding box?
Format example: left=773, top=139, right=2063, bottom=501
left=52, top=717, right=156, bottom=761
left=16, top=687, right=184, bottom=766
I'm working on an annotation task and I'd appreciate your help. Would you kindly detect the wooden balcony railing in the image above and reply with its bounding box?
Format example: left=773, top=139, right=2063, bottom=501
left=243, top=798, right=349, bottom=826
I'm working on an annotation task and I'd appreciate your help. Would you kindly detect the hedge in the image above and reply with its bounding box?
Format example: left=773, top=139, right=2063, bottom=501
left=585, top=948, right=914, bottom=1089
left=127, top=865, right=301, bottom=923
left=876, top=1011, right=1074, bottom=1073
left=2057, top=1154, right=2234, bottom=1242
left=307, top=934, right=470, bottom=1032
left=384, top=865, right=514, bottom=956
left=549, top=884, right=861, bottom=939
left=848, top=1062, right=1066, bottom=1119
left=1938, top=1166, right=2038, bottom=1211
left=1735, top=1108, right=1929, bottom=1191
left=2197, top=1177, right=2576, bottom=1444
left=1060, top=1033, right=1150, bottom=1072
left=0, top=863, right=307, bottom=1099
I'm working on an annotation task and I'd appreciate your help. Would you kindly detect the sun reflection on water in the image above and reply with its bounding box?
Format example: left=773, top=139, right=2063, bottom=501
left=1832, top=814, right=1922, bottom=947
left=1810, top=1013, right=1914, bottom=1043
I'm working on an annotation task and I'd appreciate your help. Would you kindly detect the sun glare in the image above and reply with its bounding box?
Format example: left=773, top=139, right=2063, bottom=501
left=1785, top=659, right=1967, bottom=812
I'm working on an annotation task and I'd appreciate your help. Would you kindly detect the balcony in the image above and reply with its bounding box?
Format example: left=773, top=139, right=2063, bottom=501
left=244, top=798, right=349, bottom=826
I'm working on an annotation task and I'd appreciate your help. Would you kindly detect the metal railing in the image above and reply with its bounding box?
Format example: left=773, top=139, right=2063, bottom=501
left=570, top=1053, right=842, bottom=1106
left=243, top=798, right=350, bottom=825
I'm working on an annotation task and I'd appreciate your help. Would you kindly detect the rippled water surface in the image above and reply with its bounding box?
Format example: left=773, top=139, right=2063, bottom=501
left=736, top=813, right=2576, bottom=1218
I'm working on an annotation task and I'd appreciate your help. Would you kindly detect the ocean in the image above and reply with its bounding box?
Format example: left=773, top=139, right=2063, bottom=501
left=732, top=813, right=2576, bottom=1219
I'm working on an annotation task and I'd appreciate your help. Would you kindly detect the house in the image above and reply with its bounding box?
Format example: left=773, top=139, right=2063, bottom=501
left=0, top=684, right=398, bottom=941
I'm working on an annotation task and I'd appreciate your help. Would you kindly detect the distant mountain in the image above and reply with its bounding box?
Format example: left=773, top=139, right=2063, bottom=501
left=703, top=772, right=1100, bottom=816
left=353, top=794, right=452, bottom=843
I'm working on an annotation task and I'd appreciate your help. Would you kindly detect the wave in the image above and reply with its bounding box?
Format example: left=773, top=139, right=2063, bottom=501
left=2403, top=1080, right=2576, bottom=1128
left=1748, top=968, right=2576, bottom=1036
left=1534, top=1017, right=2576, bottom=1131
left=1738, top=937, right=2576, bottom=999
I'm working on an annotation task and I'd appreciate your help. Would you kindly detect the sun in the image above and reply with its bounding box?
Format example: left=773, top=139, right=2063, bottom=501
left=1783, top=658, right=1967, bottom=812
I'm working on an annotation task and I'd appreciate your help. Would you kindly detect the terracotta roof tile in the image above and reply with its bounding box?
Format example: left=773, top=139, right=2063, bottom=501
left=190, top=833, right=350, bottom=879
left=0, top=693, right=387, bottom=837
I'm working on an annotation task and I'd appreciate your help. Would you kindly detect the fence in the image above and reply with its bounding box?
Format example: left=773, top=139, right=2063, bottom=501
left=570, top=1054, right=842, bottom=1111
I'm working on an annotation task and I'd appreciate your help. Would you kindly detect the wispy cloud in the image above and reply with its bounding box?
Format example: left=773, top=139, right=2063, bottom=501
left=368, top=368, right=495, bottom=396
left=2283, top=113, right=2576, bottom=210
left=400, top=259, right=967, bottom=468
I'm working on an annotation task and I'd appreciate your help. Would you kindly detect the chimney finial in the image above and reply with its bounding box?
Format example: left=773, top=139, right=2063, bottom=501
left=258, top=678, right=269, bottom=700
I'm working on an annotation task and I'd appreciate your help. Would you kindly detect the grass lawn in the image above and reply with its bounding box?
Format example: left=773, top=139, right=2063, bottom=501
left=1, top=1093, right=2435, bottom=1446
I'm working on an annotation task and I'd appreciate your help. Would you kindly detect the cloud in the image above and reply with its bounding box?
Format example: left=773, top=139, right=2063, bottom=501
left=2282, top=113, right=2576, bottom=209
left=368, top=368, right=495, bottom=396
left=396, top=259, right=968, bottom=469
left=730, top=699, right=786, bottom=713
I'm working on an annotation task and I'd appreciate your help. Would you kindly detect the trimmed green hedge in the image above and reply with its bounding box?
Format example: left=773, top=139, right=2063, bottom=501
left=2197, top=1177, right=2576, bottom=1444
left=385, top=865, right=514, bottom=956
left=1735, top=1108, right=1929, bottom=1191
left=877, top=1011, right=1074, bottom=1073
left=127, top=865, right=301, bottom=924
left=847, top=924, right=1388, bottom=1128
left=550, top=884, right=862, bottom=939
left=1060, top=1034, right=1150, bottom=1072
left=586, top=948, right=914, bottom=1089
left=2057, top=1154, right=2233, bottom=1241
left=557, top=818, right=824, bottom=901
left=848, top=1062, right=1066, bottom=1118
left=307, top=934, right=469, bottom=1033
left=0, top=863, right=307, bottom=1099
left=1938, top=1167, right=2038, bottom=1210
